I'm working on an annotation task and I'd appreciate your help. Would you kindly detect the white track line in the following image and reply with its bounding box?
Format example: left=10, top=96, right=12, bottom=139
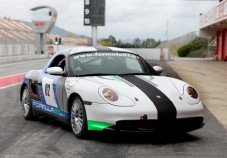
left=0, top=59, right=48, bottom=67
left=0, top=82, right=21, bottom=90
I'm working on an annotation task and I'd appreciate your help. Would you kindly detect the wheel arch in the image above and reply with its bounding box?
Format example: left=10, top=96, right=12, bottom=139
left=67, top=93, right=83, bottom=114
left=20, top=83, right=28, bottom=102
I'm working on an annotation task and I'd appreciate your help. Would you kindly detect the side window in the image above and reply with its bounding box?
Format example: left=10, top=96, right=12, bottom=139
left=126, top=58, right=143, bottom=72
left=49, top=55, right=65, bottom=70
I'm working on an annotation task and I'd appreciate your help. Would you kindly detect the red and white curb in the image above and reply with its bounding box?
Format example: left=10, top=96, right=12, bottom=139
left=0, top=73, right=26, bottom=89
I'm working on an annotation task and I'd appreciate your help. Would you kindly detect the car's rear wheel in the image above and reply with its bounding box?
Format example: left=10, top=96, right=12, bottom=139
left=21, top=87, right=36, bottom=120
left=70, top=96, right=87, bottom=139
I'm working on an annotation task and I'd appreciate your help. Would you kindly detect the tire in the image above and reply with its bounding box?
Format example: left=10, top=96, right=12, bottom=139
left=21, top=86, right=36, bottom=120
left=70, top=96, right=88, bottom=139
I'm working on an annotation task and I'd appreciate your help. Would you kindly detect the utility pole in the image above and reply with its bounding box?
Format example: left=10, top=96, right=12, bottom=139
left=166, top=19, right=169, bottom=48
left=84, top=0, right=105, bottom=46
left=92, top=26, right=97, bottom=46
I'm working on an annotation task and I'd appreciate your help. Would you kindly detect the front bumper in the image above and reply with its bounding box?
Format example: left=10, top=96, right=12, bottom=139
left=106, top=117, right=204, bottom=132
left=85, top=102, right=205, bottom=132
left=88, top=117, right=204, bottom=132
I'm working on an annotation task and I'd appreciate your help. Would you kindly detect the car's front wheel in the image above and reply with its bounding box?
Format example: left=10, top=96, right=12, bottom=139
left=21, top=86, right=36, bottom=120
left=70, top=96, right=87, bottom=139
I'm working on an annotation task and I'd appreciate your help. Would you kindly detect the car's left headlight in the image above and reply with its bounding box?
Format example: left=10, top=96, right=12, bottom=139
left=182, top=85, right=200, bottom=104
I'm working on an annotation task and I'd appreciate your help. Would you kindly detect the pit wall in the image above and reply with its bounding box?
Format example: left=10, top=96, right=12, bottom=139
left=0, top=45, right=170, bottom=64
left=128, top=48, right=170, bottom=61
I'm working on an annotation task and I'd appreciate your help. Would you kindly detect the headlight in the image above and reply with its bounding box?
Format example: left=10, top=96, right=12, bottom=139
left=187, top=86, right=198, bottom=99
left=102, top=88, right=118, bottom=102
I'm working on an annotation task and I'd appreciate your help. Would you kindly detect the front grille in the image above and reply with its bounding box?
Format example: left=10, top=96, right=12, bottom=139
left=115, top=117, right=204, bottom=132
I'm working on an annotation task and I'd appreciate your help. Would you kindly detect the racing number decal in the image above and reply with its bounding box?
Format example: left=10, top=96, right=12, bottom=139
left=45, top=84, right=51, bottom=96
left=42, top=77, right=58, bottom=108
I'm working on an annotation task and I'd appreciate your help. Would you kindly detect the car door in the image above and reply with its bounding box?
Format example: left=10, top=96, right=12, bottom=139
left=37, top=55, right=68, bottom=119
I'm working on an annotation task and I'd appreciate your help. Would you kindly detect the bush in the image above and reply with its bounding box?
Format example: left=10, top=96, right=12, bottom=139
left=177, top=45, right=191, bottom=57
left=186, top=48, right=207, bottom=58
left=177, top=38, right=207, bottom=57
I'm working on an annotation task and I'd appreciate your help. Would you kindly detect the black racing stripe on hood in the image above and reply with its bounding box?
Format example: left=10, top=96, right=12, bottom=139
left=120, top=75, right=177, bottom=120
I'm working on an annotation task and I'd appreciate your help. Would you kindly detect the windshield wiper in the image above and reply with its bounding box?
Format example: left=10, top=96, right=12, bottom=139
left=76, top=72, right=150, bottom=77
left=119, top=73, right=150, bottom=76
left=76, top=73, right=116, bottom=77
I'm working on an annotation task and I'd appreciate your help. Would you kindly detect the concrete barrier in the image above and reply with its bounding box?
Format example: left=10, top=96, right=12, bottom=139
left=52, top=46, right=171, bottom=61
left=0, top=45, right=171, bottom=64
left=128, top=48, right=170, bottom=60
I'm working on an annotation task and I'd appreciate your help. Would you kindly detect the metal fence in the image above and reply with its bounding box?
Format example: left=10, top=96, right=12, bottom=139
left=157, top=31, right=199, bottom=48
left=0, top=28, right=49, bottom=57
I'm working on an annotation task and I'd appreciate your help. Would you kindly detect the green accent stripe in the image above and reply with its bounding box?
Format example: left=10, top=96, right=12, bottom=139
left=87, top=120, right=114, bottom=131
left=115, top=76, right=134, bottom=87
left=136, top=75, right=158, bottom=87
left=110, top=76, right=124, bottom=83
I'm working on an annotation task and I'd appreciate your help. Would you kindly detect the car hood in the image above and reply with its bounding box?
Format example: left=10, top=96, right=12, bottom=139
left=77, top=75, right=186, bottom=102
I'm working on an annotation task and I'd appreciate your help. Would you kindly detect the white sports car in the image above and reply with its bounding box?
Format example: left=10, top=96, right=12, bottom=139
left=20, top=47, right=205, bottom=138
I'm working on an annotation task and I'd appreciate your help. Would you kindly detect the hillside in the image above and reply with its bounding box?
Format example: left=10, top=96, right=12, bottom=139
left=20, top=20, right=89, bottom=38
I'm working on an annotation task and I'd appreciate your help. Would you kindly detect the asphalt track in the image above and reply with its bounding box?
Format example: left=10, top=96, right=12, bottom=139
left=0, top=60, right=227, bottom=158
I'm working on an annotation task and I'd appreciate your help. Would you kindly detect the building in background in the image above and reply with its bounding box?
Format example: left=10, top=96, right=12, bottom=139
left=200, top=0, right=227, bottom=60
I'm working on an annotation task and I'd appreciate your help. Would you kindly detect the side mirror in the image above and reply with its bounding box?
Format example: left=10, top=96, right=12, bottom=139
left=46, top=67, right=63, bottom=75
left=153, top=66, right=163, bottom=75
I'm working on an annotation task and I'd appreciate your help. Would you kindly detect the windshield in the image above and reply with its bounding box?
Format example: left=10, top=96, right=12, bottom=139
left=69, top=52, right=152, bottom=77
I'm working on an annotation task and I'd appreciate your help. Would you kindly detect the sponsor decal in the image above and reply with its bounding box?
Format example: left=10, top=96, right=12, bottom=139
left=45, top=84, right=51, bottom=96
left=32, top=100, right=69, bottom=119
left=156, top=95, right=161, bottom=99
left=41, top=77, right=58, bottom=108
left=74, top=52, right=137, bottom=59
left=34, top=22, right=45, bottom=27
left=140, top=114, right=148, bottom=120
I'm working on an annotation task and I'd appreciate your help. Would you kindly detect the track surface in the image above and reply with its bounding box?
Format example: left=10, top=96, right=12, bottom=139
left=0, top=60, right=227, bottom=158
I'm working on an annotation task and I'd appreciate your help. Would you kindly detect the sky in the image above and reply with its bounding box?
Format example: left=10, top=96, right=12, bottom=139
left=0, top=0, right=218, bottom=41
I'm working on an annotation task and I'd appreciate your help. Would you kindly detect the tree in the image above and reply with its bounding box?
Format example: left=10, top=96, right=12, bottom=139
left=48, top=38, right=53, bottom=44
left=65, top=32, right=74, bottom=38
left=133, top=38, right=141, bottom=48
left=99, top=35, right=161, bottom=48
left=116, top=39, right=122, bottom=47
left=100, top=39, right=112, bottom=46
left=144, top=38, right=155, bottom=48
left=108, top=35, right=117, bottom=46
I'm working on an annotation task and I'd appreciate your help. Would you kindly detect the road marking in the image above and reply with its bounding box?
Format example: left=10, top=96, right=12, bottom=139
left=0, top=73, right=26, bottom=89
left=0, top=59, right=48, bottom=67
left=0, top=83, right=21, bottom=90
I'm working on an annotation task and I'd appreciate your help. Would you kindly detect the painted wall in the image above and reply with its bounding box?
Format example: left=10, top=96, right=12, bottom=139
left=216, top=29, right=227, bottom=60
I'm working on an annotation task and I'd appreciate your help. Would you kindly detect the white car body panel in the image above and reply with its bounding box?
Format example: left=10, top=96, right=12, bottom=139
left=65, top=75, right=205, bottom=124
left=21, top=46, right=205, bottom=133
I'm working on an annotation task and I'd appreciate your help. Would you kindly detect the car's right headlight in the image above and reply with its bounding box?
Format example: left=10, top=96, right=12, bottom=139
left=98, top=87, right=135, bottom=107
left=102, top=88, right=118, bottom=102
